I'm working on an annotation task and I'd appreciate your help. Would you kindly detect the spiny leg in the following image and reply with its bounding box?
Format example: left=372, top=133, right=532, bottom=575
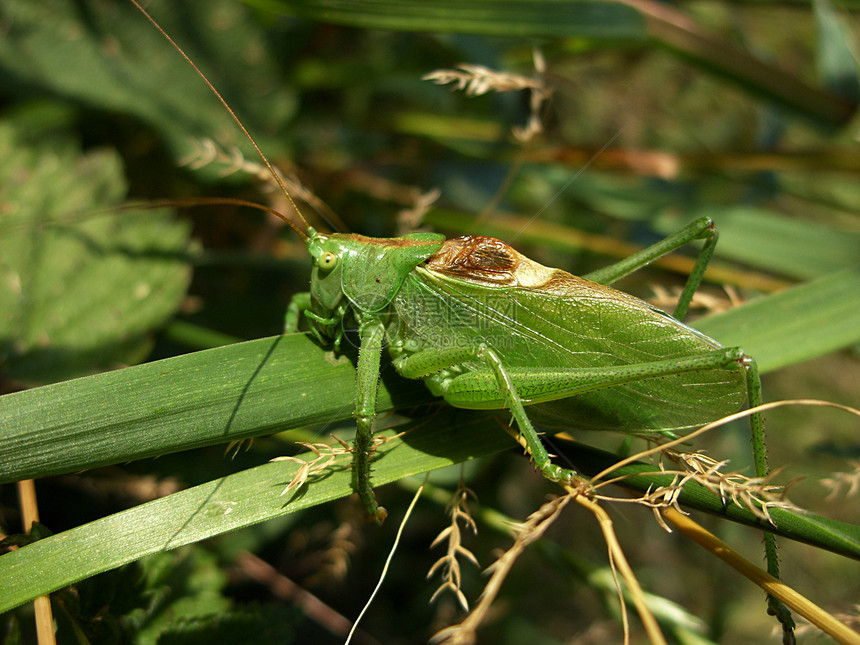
left=475, top=346, right=571, bottom=484
left=393, top=344, right=566, bottom=481
left=584, top=218, right=791, bottom=635
left=286, top=294, right=386, bottom=521
left=460, top=348, right=753, bottom=486
left=583, top=216, right=718, bottom=320
left=744, top=357, right=795, bottom=640
left=438, top=349, right=749, bottom=408
left=399, top=341, right=792, bottom=634
left=353, top=317, right=387, bottom=523
left=479, top=348, right=792, bottom=639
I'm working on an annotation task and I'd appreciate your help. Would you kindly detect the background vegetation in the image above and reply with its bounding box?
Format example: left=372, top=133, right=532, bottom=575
left=1, top=0, right=859, bottom=643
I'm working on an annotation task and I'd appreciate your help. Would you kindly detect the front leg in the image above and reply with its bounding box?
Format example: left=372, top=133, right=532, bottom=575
left=353, top=315, right=387, bottom=523
left=287, top=294, right=387, bottom=522
left=284, top=292, right=311, bottom=333
left=284, top=291, right=347, bottom=349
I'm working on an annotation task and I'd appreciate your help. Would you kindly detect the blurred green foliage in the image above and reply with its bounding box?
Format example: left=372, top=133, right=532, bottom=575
left=1, top=0, right=859, bottom=643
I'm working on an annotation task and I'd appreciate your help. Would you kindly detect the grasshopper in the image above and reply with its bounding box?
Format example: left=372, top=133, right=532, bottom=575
left=284, top=219, right=765, bottom=524
left=132, top=0, right=791, bottom=636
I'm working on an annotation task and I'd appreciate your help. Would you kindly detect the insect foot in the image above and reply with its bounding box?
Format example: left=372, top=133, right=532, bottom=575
left=368, top=505, right=388, bottom=524
left=558, top=470, right=579, bottom=486
left=540, top=463, right=568, bottom=483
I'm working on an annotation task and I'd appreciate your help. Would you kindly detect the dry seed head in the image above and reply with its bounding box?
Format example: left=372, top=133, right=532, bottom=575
left=428, top=483, right=479, bottom=611
left=423, top=63, right=544, bottom=96
left=820, top=460, right=860, bottom=500
left=224, top=437, right=255, bottom=458
left=273, top=442, right=347, bottom=496
left=179, top=137, right=336, bottom=229
left=431, top=495, right=570, bottom=645
left=130, top=0, right=310, bottom=239
left=396, top=187, right=441, bottom=234
left=588, top=447, right=799, bottom=527
left=302, top=520, right=360, bottom=587
left=424, top=51, right=552, bottom=144
left=648, top=283, right=743, bottom=316
left=609, top=449, right=800, bottom=526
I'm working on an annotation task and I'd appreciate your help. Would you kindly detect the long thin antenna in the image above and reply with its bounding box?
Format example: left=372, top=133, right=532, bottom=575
left=129, top=0, right=310, bottom=240
left=124, top=197, right=306, bottom=229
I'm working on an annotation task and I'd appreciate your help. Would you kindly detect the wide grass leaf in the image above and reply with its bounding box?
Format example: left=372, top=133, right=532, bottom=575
left=696, top=267, right=860, bottom=372
left=2, top=410, right=857, bottom=614
left=0, top=334, right=431, bottom=483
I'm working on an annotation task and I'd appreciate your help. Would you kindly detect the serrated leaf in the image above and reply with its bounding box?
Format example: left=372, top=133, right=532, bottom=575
left=0, top=121, right=191, bottom=384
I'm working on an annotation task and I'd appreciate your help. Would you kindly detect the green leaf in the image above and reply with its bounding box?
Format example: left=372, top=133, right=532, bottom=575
left=2, top=411, right=857, bottom=614
left=246, top=0, right=647, bottom=39
left=0, top=410, right=505, bottom=613
left=0, top=0, right=298, bottom=164
left=662, top=207, right=860, bottom=281
left=0, top=334, right=431, bottom=483
left=814, top=0, right=860, bottom=102
left=0, top=120, right=191, bottom=384
left=696, top=267, right=860, bottom=372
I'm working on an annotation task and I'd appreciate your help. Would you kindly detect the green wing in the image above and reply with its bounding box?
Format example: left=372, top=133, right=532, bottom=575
left=390, top=267, right=746, bottom=434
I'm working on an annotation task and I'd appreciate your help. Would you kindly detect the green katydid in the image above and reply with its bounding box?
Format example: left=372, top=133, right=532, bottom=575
left=281, top=210, right=793, bottom=636
left=284, top=218, right=763, bottom=523
left=132, top=0, right=792, bottom=637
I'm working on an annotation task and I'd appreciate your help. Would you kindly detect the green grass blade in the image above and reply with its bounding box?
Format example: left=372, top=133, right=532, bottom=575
left=696, top=267, right=860, bottom=372
left=3, top=415, right=857, bottom=614
left=813, top=0, right=860, bottom=101
left=565, top=442, right=860, bottom=560
left=0, top=411, right=504, bottom=613
left=246, top=0, right=647, bottom=39
left=0, top=334, right=432, bottom=483
left=640, top=0, right=856, bottom=125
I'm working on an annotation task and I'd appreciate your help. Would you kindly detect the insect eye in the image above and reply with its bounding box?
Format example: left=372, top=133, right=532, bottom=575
left=319, top=252, right=339, bottom=271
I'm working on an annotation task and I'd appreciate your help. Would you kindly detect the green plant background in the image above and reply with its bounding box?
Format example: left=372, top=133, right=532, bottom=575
left=1, top=0, right=859, bottom=643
